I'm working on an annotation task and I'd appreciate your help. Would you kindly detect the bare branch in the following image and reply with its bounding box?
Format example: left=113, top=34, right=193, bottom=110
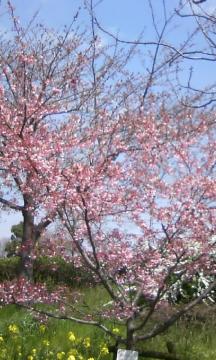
left=192, top=0, right=207, bottom=4
left=135, top=278, right=216, bottom=342
left=0, top=197, right=24, bottom=211
left=14, top=302, right=121, bottom=341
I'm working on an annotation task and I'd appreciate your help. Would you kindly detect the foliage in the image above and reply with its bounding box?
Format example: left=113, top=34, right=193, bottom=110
left=0, top=257, right=20, bottom=282
left=33, top=256, right=93, bottom=287
left=11, top=222, right=23, bottom=240
left=4, top=239, right=21, bottom=258
left=4, top=222, right=23, bottom=257
left=0, top=256, right=92, bottom=287
left=166, top=272, right=216, bottom=305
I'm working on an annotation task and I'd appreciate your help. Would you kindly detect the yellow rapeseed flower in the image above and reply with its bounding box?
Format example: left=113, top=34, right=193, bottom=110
left=67, top=355, right=75, bottom=360
left=39, top=324, right=46, bottom=333
left=112, top=328, right=120, bottom=334
left=27, top=356, right=34, bottom=360
left=68, top=349, right=78, bottom=356
left=8, top=324, right=19, bottom=334
left=57, top=352, right=65, bottom=359
left=101, top=345, right=109, bottom=355
left=32, top=348, right=37, bottom=355
left=0, top=336, right=4, bottom=342
left=42, top=339, right=50, bottom=346
left=68, top=331, right=76, bottom=342
left=83, top=337, right=90, bottom=348
left=87, top=357, right=94, bottom=360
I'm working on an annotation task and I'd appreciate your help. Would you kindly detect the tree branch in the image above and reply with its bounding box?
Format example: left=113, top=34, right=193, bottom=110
left=192, top=0, right=207, bottom=4
left=0, top=197, right=24, bottom=211
left=35, top=218, right=52, bottom=240
left=14, top=302, right=122, bottom=342
left=135, top=278, right=216, bottom=342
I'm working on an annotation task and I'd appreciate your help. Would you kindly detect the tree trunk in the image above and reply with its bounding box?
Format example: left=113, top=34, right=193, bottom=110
left=19, top=205, right=36, bottom=280
left=126, top=321, right=134, bottom=350
left=109, top=342, right=118, bottom=360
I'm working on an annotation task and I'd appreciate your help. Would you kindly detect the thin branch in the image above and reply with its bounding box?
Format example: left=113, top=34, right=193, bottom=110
left=94, top=17, right=216, bottom=62
left=14, top=302, right=121, bottom=341
left=90, top=0, right=97, bottom=111
left=135, top=278, right=216, bottom=342
left=192, top=0, right=207, bottom=4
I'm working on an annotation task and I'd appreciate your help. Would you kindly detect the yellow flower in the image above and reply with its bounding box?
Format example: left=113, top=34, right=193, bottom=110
left=112, top=328, right=120, bottom=334
left=57, top=352, right=65, bottom=359
left=68, top=331, right=76, bottom=342
left=0, top=336, right=4, bottom=342
left=32, top=349, right=37, bottom=355
left=67, top=356, right=75, bottom=360
left=68, top=349, right=78, bottom=356
left=101, top=345, right=109, bottom=355
left=83, top=337, right=90, bottom=348
left=88, top=358, right=94, bottom=360
left=42, top=339, right=50, bottom=346
left=27, top=356, right=34, bottom=360
left=8, top=324, right=19, bottom=334
left=39, top=324, right=46, bottom=333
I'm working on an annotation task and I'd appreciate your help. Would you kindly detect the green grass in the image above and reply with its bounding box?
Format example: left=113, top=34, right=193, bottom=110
left=0, top=304, right=111, bottom=360
left=141, top=317, right=216, bottom=359
left=0, top=288, right=216, bottom=359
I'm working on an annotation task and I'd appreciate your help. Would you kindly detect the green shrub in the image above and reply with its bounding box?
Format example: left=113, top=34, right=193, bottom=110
left=0, top=256, right=93, bottom=287
left=0, top=257, right=21, bottom=281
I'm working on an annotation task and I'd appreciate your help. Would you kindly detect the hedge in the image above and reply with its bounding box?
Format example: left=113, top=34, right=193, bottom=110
left=0, top=256, right=93, bottom=287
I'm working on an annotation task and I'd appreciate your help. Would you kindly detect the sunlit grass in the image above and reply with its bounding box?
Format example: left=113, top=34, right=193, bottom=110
left=138, top=308, right=216, bottom=359
left=0, top=305, right=111, bottom=359
left=0, top=288, right=216, bottom=359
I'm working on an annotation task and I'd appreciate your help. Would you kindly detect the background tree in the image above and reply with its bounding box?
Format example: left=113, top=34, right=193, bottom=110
left=4, top=221, right=23, bottom=257
left=0, top=1, right=134, bottom=278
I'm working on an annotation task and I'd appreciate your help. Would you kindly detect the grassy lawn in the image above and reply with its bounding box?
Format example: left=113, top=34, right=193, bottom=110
left=0, top=287, right=216, bottom=359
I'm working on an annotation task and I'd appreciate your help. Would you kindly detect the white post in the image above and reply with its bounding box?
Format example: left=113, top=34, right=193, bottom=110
left=117, top=349, right=138, bottom=360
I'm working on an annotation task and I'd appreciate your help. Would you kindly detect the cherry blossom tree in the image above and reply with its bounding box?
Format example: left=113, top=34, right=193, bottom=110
left=46, top=4, right=215, bottom=356
left=0, top=5, right=83, bottom=276
left=0, top=1, right=135, bottom=278
left=50, top=100, right=214, bottom=357
left=1, top=99, right=215, bottom=359
left=0, top=1, right=216, bottom=359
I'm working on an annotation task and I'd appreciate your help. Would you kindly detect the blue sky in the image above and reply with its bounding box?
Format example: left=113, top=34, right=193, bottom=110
left=0, top=0, right=215, bottom=240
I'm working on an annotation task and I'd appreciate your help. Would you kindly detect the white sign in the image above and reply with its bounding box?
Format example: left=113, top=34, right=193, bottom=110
left=117, top=349, right=138, bottom=360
